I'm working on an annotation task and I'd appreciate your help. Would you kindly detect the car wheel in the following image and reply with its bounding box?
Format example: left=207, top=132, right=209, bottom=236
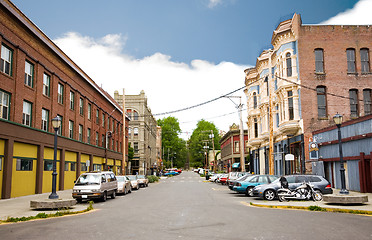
left=278, top=194, right=287, bottom=202
left=246, top=187, right=254, bottom=197
left=111, top=190, right=116, bottom=199
left=129, top=187, right=132, bottom=193
left=264, top=189, right=276, bottom=201
left=137, top=185, right=139, bottom=190
left=123, top=187, right=127, bottom=195
left=102, top=191, right=107, bottom=202
left=76, top=198, right=82, bottom=203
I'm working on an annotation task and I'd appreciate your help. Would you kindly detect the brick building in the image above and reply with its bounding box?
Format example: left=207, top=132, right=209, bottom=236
left=220, top=124, right=249, bottom=172
left=244, top=13, right=372, bottom=175
left=0, top=0, right=129, bottom=199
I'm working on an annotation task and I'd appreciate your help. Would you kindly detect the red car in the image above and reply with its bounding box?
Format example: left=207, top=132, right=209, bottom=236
left=219, top=174, right=228, bottom=185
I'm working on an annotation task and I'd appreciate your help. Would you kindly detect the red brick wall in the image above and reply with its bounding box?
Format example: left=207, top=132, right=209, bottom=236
left=297, top=23, right=372, bottom=162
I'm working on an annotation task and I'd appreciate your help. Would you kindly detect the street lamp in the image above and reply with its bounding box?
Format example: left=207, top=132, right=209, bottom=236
left=333, top=113, right=349, bottom=194
left=49, top=116, right=62, bottom=199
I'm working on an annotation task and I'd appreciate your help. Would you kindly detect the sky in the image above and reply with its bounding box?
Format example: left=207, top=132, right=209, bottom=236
left=11, top=0, right=372, bottom=139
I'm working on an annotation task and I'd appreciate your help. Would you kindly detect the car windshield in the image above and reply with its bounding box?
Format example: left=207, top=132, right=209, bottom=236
left=75, top=174, right=100, bottom=185
left=127, top=175, right=137, bottom=180
left=137, top=175, right=145, bottom=179
left=237, top=174, right=250, bottom=181
left=116, top=176, right=125, bottom=182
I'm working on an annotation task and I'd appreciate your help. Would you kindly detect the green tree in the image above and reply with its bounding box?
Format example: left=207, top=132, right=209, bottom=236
left=157, top=116, right=187, bottom=169
left=188, top=119, right=220, bottom=168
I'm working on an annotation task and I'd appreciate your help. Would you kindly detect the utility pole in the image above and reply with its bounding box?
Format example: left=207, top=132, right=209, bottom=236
left=210, top=130, right=216, bottom=173
left=268, top=50, right=274, bottom=175
left=122, top=88, right=127, bottom=174
left=224, top=96, right=246, bottom=172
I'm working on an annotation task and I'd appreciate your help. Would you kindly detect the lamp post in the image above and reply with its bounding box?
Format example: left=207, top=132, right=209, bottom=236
left=49, top=116, right=62, bottom=199
left=333, top=113, right=349, bottom=194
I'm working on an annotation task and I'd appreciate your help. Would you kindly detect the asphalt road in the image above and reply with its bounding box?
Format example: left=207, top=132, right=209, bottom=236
left=0, top=171, right=371, bottom=240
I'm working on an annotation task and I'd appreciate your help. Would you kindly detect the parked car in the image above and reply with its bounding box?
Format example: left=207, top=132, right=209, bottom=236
left=232, top=175, right=278, bottom=196
left=116, top=175, right=132, bottom=195
left=252, top=175, right=333, bottom=201
left=72, top=171, right=117, bottom=202
left=219, top=174, right=228, bottom=185
left=137, top=175, right=149, bottom=187
left=210, top=173, right=223, bottom=182
left=127, top=175, right=140, bottom=190
left=228, top=173, right=252, bottom=189
left=227, top=172, right=249, bottom=185
left=164, top=171, right=179, bottom=176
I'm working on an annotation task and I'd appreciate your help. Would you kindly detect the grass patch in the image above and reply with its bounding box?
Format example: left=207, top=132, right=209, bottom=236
left=249, top=202, right=372, bottom=216
left=1, top=201, right=94, bottom=224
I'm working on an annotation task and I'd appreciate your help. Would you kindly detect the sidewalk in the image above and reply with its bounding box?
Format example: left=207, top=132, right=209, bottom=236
left=0, top=190, right=89, bottom=221
left=248, top=190, right=372, bottom=213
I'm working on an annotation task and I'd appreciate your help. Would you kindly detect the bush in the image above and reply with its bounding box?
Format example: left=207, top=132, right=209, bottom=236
left=147, top=175, right=160, bottom=183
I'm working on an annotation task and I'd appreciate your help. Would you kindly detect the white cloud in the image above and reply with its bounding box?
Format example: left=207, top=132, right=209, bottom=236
left=321, top=0, right=372, bottom=25
left=207, top=0, right=223, bottom=8
left=54, top=32, right=249, bottom=139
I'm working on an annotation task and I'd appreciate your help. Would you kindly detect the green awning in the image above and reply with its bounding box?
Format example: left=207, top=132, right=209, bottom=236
left=232, top=163, right=240, bottom=168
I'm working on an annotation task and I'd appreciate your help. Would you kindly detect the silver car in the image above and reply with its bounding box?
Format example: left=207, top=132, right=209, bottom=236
left=116, top=176, right=132, bottom=195
left=72, top=171, right=118, bottom=202
left=126, top=175, right=140, bottom=190
left=253, top=174, right=333, bottom=201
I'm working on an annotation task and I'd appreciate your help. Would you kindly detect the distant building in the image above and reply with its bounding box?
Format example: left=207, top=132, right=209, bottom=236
left=244, top=13, right=372, bottom=175
left=219, top=124, right=249, bottom=172
left=0, top=0, right=129, bottom=199
left=114, top=90, right=157, bottom=175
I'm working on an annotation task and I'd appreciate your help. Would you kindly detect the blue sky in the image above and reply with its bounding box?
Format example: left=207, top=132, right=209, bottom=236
left=10, top=0, right=372, bottom=137
left=13, top=0, right=359, bottom=64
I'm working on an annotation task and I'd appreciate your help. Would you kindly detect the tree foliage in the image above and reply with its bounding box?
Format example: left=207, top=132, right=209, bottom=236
left=188, top=119, right=220, bottom=168
left=157, top=116, right=187, bottom=168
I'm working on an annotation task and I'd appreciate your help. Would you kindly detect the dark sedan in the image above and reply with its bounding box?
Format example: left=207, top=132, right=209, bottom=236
left=252, top=175, right=333, bottom=201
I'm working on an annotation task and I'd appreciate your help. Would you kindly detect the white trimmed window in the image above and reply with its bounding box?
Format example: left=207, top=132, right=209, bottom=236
left=43, top=73, right=50, bottom=97
left=79, top=98, right=84, bottom=115
left=22, top=101, right=32, bottom=126
left=57, top=83, right=64, bottom=104
left=1, top=44, right=12, bottom=76
left=25, top=61, right=34, bottom=87
left=88, top=103, right=92, bottom=120
left=70, top=91, right=75, bottom=110
left=41, top=108, right=49, bottom=131
left=69, top=120, right=74, bottom=139
left=0, top=90, right=10, bottom=120
left=79, top=124, right=83, bottom=141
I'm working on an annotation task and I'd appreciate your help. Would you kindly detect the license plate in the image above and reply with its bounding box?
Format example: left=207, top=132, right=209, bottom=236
left=82, top=195, right=87, bottom=199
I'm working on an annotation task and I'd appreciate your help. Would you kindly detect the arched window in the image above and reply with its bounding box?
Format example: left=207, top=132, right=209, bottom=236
left=361, top=48, right=370, bottom=73
left=253, top=92, right=257, bottom=109
left=133, top=111, right=139, bottom=120
left=314, top=48, right=324, bottom=73
left=286, top=53, right=292, bottom=77
left=347, top=48, right=356, bottom=73
left=316, top=86, right=327, bottom=118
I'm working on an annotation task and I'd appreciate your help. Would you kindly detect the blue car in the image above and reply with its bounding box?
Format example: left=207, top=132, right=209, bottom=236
left=232, top=175, right=278, bottom=197
left=164, top=171, right=179, bottom=176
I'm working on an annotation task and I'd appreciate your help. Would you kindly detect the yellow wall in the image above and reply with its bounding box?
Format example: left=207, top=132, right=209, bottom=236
left=11, top=142, right=37, bottom=198
left=0, top=139, right=4, bottom=196
left=64, top=151, right=77, bottom=190
left=42, top=147, right=60, bottom=193
left=107, top=158, right=114, bottom=165
left=81, top=154, right=89, bottom=173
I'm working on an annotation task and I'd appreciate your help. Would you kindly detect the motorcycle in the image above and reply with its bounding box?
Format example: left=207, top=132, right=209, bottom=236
left=277, top=177, right=323, bottom=202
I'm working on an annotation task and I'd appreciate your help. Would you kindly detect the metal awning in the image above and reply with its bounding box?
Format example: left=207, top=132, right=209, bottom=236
left=232, top=163, right=240, bottom=168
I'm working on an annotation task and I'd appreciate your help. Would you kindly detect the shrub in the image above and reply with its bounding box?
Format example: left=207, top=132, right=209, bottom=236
left=147, top=175, right=160, bottom=183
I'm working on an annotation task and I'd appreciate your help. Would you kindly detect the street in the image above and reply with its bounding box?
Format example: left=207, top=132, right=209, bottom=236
left=0, top=171, right=371, bottom=240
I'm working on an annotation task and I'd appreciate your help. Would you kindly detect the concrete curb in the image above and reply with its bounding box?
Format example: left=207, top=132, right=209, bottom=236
left=248, top=202, right=372, bottom=216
